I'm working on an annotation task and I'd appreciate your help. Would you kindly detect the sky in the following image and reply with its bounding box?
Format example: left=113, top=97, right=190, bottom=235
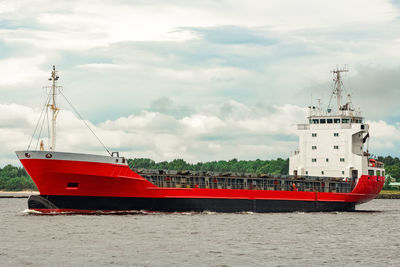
left=1, top=0, right=400, bottom=166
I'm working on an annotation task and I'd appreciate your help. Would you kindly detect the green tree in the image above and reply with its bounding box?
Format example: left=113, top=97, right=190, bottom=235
left=383, top=175, right=393, bottom=190
left=0, top=164, right=37, bottom=191
left=5, top=176, right=37, bottom=191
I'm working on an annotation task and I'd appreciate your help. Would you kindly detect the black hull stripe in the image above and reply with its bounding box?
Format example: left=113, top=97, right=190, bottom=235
left=29, top=195, right=356, bottom=212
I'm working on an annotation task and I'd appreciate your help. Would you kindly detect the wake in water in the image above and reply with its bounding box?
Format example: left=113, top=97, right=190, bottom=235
left=20, top=209, right=221, bottom=216
left=20, top=208, right=252, bottom=216
left=21, top=209, right=159, bottom=216
left=21, top=209, right=42, bottom=215
left=21, top=208, right=383, bottom=216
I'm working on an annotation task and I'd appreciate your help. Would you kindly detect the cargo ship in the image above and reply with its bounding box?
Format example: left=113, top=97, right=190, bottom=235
left=16, top=66, right=385, bottom=213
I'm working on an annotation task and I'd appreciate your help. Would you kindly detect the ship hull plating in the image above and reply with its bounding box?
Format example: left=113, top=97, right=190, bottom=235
left=29, top=195, right=356, bottom=213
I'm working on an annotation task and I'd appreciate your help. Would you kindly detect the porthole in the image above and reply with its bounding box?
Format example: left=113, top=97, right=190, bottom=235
left=115, top=159, right=119, bottom=163
left=46, top=153, right=52, bottom=158
left=25, top=153, right=31, bottom=158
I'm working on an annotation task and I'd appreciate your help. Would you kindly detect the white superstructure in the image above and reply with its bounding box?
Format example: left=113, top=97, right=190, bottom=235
left=289, top=68, right=384, bottom=180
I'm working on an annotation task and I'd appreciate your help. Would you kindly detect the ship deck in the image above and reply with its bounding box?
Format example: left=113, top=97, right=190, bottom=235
left=134, top=169, right=356, bottom=193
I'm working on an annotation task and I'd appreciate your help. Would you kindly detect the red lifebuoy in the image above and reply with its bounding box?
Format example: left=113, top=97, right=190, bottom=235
left=369, top=158, right=376, bottom=167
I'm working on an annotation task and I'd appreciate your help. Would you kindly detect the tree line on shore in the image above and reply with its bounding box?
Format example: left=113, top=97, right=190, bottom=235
left=1, top=156, right=399, bottom=191
left=378, top=156, right=400, bottom=190
left=127, top=158, right=289, bottom=175
left=0, top=165, right=37, bottom=191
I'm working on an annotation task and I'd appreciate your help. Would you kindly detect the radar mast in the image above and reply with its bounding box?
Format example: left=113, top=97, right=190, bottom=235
left=331, top=67, right=348, bottom=113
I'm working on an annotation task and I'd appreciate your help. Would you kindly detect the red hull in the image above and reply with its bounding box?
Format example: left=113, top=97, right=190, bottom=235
left=19, top=154, right=385, bottom=210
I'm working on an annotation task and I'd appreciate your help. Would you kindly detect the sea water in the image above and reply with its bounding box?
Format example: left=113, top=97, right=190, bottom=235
left=0, top=198, right=399, bottom=266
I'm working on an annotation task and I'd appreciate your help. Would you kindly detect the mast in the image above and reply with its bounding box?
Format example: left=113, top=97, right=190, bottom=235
left=331, top=68, right=348, bottom=113
left=48, top=65, right=60, bottom=151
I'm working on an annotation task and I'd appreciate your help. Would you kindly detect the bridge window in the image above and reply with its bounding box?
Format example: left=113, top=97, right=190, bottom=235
left=312, top=119, right=319, bottom=124
left=334, top=145, right=339, bottom=149
left=334, top=118, right=340, bottom=123
left=320, top=119, right=326, bottom=124
left=312, top=146, right=317, bottom=150
left=340, top=158, right=345, bottom=162
left=334, top=133, right=339, bottom=137
left=342, top=119, right=349, bottom=123
left=376, top=170, right=381, bottom=176
left=312, top=133, right=317, bottom=137
left=368, top=170, right=374, bottom=176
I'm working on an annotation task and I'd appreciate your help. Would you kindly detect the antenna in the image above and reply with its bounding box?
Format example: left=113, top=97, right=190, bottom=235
left=47, top=65, right=61, bottom=151
left=331, top=67, right=348, bottom=113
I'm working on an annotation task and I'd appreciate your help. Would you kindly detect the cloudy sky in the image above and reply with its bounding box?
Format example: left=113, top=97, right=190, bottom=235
left=1, top=0, right=400, bottom=166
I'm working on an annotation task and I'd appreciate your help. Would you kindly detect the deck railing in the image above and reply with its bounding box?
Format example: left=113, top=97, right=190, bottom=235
left=136, top=170, right=355, bottom=193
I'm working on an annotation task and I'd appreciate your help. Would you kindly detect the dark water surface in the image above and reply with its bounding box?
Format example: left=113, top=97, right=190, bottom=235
left=0, top=199, right=399, bottom=266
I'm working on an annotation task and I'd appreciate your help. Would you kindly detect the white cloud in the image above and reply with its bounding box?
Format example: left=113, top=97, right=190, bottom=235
left=1, top=0, right=400, bottom=163
left=1, top=0, right=398, bottom=50
left=77, top=63, right=125, bottom=70
left=0, top=104, right=36, bottom=128
left=365, top=120, right=400, bottom=153
left=367, top=120, right=400, bottom=140
left=234, top=104, right=305, bottom=135
left=181, top=115, right=225, bottom=134
left=0, top=56, right=48, bottom=86
left=0, top=101, right=306, bottom=166
left=2, top=100, right=400, bottom=167
left=155, top=67, right=251, bottom=83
